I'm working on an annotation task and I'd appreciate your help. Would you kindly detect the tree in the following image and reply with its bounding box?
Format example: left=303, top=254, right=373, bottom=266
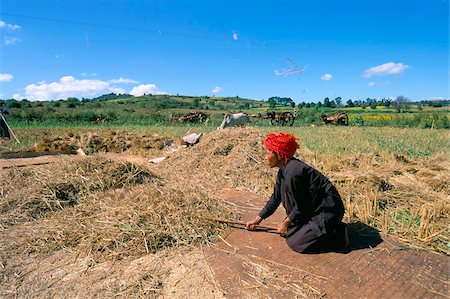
left=9, top=100, right=22, bottom=108
left=193, top=97, right=200, bottom=108
left=335, top=97, right=342, bottom=107
left=346, top=99, right=354, bottom=107
left=66, top=97, right=80, bottom=108
left=323, top=97, right=330, bottom=107
left=268, top=98, right=277, bottom=108
left=392, top=95, right=411, bottom=113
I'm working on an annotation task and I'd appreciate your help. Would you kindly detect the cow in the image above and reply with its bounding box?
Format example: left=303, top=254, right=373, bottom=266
left=320, top=113, right=349, bottom=126
left=217, top=113, right=249, bottom=130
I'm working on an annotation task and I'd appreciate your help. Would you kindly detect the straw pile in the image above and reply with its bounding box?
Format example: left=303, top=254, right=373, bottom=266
left=0, top=156, right=236, bottom=262
left=0, top=156, right=158, bottom=226
left=33, top=130, right=177, bottom=156
left=152, top=127, right=276, bottom=195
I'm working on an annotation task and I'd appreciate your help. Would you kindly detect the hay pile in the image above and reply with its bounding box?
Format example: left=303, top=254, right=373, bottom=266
left=33, top=130, right=176, bottom=156
left=0, top=157, right=158, bottom=226
left=151, top=127, right=449, bottom=254
left=0, top=156, right=236, bottom=261
left=152, top=127, right=276, bottom=195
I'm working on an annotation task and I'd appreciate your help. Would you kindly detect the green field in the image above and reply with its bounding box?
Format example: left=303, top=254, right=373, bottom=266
left=3, top=94, right=449, bottom=129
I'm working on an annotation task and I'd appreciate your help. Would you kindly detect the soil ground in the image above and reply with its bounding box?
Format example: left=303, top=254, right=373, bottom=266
left=208, top=189, right=449, bottom=298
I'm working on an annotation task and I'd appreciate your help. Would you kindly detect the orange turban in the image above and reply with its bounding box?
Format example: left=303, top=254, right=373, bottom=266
left=264, top=132, right=299, bottom=163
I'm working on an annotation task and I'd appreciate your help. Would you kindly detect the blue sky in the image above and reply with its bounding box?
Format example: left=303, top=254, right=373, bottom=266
left=0, top=0, right=448, bottom=102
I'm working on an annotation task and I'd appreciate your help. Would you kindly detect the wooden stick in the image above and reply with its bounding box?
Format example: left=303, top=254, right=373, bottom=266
left=206, top=217, right=279, bottom=232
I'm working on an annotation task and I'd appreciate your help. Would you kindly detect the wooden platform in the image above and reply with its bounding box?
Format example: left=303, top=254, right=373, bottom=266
left=204, top=189, right=449, bottom=298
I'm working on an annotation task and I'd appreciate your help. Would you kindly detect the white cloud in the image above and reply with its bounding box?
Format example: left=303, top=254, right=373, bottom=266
left=0, top=73, right=13, bottom=82
left=108, top=77, right=139, bottom=84
left=109, top=87, right=127, bottom=94
left=0, top=20, right=21, bottom=30
left=23, top=76, right=128, bottom=100
left=81, top=72, right=97, bottom=77
left=212, top=86, right=223, bottom=93
left=363, top=62, right=409, bottom=78
left=12, top=94, right=21, bottom=100
left=8, top=24, right=21, bottom=30
left=232, top=32, right=239, bottom=41
left=4, top=37, right=21, bottom=46
left=368, top=82, right=376, bottom=87
left=129, top=84, right=167, bottom=96
left=321, top=74, right=332, bottom=81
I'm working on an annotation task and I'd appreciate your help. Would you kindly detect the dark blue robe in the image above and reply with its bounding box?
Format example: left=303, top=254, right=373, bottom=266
left=259, top=158, right=346, bottom=253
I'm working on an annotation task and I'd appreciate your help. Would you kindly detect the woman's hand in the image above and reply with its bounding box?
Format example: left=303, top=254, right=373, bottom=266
left=278, top=218, right=292, bottom=235
left=245, top=216, right=262, bottom=230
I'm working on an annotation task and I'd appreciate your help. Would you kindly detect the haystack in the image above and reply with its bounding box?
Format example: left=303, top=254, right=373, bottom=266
left=0, top=156, right=236, bottom=261
left=151, top=127, right=276, bottom=195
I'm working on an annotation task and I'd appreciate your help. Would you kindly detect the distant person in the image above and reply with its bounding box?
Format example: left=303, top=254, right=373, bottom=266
left=246, top=132, right=349, bottom=253
left=0, top=102, right=10, bottom=138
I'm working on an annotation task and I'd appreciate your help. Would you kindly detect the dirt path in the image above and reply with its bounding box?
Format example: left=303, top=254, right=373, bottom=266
left=206, top=189, right=449, bottom=298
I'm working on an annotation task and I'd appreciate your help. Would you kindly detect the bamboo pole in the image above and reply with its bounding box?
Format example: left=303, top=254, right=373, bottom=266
left=206, top=217, right=279, bottom=233
left=1, top=113, right=20, bottom=143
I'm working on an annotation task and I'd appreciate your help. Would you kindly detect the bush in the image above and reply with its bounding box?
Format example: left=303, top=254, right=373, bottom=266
left=353, top=116, right=364, bottom=126
left=9, top=100, right=22, bottom=108
left=414, top=113, right=449, bottom=129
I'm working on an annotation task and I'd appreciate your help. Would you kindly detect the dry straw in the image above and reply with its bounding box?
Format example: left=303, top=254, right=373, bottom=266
left=33, top=129, right=179, bottom=156
left=0, top=156, right=236, bottom=263
left=1, top=126, right=449, bottom=297
left=3, top=127, right=448, bottom=255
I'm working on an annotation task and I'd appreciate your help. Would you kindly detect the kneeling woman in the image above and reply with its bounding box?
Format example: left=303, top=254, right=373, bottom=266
left=246, top=132, right=349, bottom=253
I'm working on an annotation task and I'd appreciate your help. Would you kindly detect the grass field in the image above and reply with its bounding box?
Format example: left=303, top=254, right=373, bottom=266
left=2, top=125, right=448, bottom=159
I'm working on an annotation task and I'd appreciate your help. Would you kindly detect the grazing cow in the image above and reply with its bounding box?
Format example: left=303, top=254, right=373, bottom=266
left=320, top=113, right=349, bottom=126
left=218, top=113, right=249, bottom=130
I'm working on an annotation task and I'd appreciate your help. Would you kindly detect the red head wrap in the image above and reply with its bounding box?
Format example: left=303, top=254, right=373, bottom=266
left=264, top=132, right=299, bottom=163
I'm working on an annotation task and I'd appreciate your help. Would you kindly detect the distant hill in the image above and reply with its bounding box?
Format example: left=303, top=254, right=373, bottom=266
left=2, top=94, right=279, bottom=125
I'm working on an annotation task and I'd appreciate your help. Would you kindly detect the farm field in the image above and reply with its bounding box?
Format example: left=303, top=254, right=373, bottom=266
left=1, top=125, right=449, bottom=297
left=4, top=95, right=449, bottom=129
left=2, top=1, right=448, bottom=297
left=1, top=124, right=448, bottom=158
